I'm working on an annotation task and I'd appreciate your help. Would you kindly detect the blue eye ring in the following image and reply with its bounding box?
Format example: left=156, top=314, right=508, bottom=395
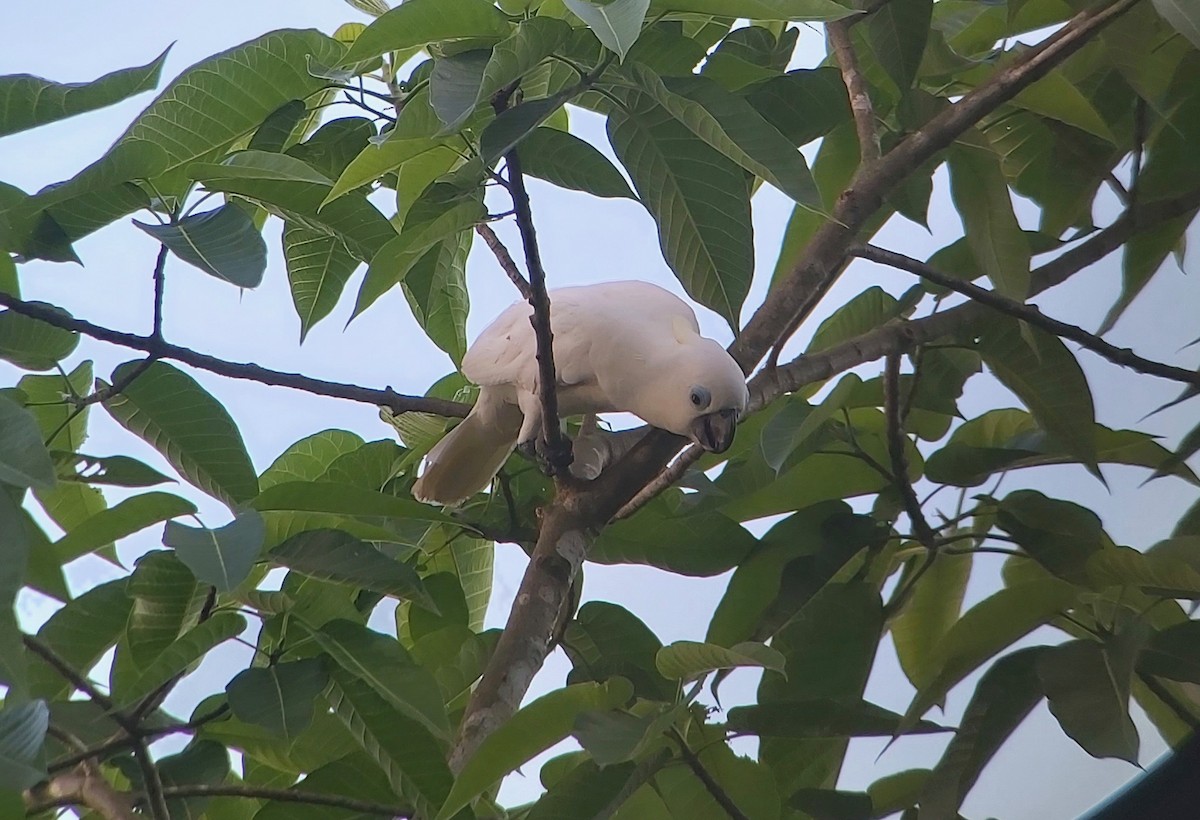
left=690, top=386, right=711, bottom=409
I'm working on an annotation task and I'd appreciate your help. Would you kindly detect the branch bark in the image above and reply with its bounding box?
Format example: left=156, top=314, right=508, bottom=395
left=828, top=20, right=880, bottom=167
left=24, top=767, right=138, bottom=819
left=475, top=223, right=532, bottom=301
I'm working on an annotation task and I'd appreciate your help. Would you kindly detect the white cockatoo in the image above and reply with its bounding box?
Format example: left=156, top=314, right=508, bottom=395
left=412, top=280, right=749, bottom=506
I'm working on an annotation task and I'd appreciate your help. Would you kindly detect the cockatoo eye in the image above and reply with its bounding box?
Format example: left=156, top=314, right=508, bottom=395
left=689, top=386, right=711, bottom=409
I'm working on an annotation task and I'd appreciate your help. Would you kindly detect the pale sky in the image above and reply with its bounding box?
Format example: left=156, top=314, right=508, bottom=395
left=4, top=3, right=1199, bottom=818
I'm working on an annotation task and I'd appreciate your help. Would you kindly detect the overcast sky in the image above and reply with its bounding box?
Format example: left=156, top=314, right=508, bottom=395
left=4, top=3, right=1199, bottom=817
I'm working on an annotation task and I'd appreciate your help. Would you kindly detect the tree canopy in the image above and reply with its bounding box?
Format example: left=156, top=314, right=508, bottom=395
left=2, top=0, right=1200, bottom=818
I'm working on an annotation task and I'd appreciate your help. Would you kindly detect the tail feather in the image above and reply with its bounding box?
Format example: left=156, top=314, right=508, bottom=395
left=412, top=400, right=518, bottom=506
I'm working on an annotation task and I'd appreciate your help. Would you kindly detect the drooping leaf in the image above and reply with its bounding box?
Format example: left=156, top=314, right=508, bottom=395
left=572, top=708, right=674, bottom=766
left=517, top=127, right=636, bottom=199
left=727, top=699, right=949, bottom=738
left=53, top=452, right=174, bottom=488
left=402, top=229, right=472, bottom=365
left=226, top=660, right=329, bottom=741
left=590, top=497, right=757, bottom=576
left=866, top=0, right=932, bottom=91
left=252, top=480, right=454, bottom=523
left=564, top=601, right=675, bottom=701
left=608, top=92, right=753, bottom=328
left=0, top=393, right=55, bottom=490
left=0, top=304, right=80, bottom=371
left=430, top=50, right=491, bottom=133
left=121, top=612, right=246, bottom=704
left=135, top=204, right=268, bottom=288
left=164, top=511, right=266, bottom=592
left=19, top=360, right=92, bottom=452
left=480, top=90, right=580, bottom=166
left=996, top=490, right=1108, bottom=584
left=437, top=679, right=634, bottom=820
left=478, top=17, right=573, bottom=106
left=0, top=701, right=48, bottom=791
left=526, top=759, right=642, bottom=820
left=101, top=361, right=259, bottom=508
left=0, top=48, right=169, bottom=137
left=921, top=647, right=1047, bottom=819
left=892, top=550, right=972, bottom=691
left=270, top=529, right=436, bottom=609
left=259, top=429, right=365, bottom=489
left=564, top=0, right=652, bottom=61
left=1151, top=0, right=1200, bottom=49
left=282, top=224, right=360, bottom=341
left=26, top=580, right=133, bottom=700
left=655, top=640, right=785, bottom=681
left=1100, top=212, right=1194, bottom=334
left=1038, top=639, right=1140, bottom=763
left=343, top=0, right=512, bottom=63
left=52, top=492, right=197, bottom=564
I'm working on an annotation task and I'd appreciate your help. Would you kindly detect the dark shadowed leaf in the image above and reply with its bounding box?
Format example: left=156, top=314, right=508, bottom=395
left=1139, top=621, right=1200, bottom=684
left=0, top=701, right=48, bottom=791
left=26, top=580, right=132, bottom=700
left=478, top=17, right=573, bottom=105
left=997, top=490, right=1108, bottom=584
left=0, top=48, right=169, bottom=137
left=53, top=452, right=174, bottom=487
left=101, top=361, right=259, bottom=508
left=518, top=127, right=636, bottom=199
left=403, top=229, right=472, bottom=365
left=270, top=529, right=435, bottom=609
left=867, top=0, right=932, bottom=91
left=135, top=204, right=267, bottom=288
left=649, top=0, right=858, bottom=18
left=727, top=699, right=949, bottom=738
left=430, top=50, right=491, bottom=133
left=0, top=394, right=55, bottom=489
left=226, top=660, right=329, bottom=741
left=564, top=601, right=674, bottom=701
left=164, top=511, right=266, bottom=592
left=121, top=612, right=246, bottom=704
left=572, top=708, right=673, bottom=766
left=1038, top=640, right=1140, bottom=763
left=526, top=759, right=640, bottom=820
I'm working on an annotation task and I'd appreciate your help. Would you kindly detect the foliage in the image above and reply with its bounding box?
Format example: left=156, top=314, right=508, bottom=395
left=3, top=1, right=1200, bottom=819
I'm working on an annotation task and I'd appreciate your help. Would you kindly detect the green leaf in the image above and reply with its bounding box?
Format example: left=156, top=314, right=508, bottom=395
left=120, top=551, right=204, bottom=679
left=1086, top=547, right=1200, bottom=599
left=100, top=360, right=259, bottom=508
left=282, top=224, right=360, bottom=342
left=866, top=0, right=931, bottom=91
left=304, top=619, right=449, bottom=738
left=437, top=679, right=634, bottom=820
left=259, top=429, right=365, bottom=489
left=591, top=498, right=756, bottom=576
left=921, top=647, right=1047, bottom=819
left=564, top=601, right=674, bottom=701
left=480, top=92, right=578, bottom=166
left=572, top=708, right=673, bottom=766
left=53, top=452, right=174, bottom=487
left=1139, top=621, right=1200, bottom=684
left=248, top=99, right=309, bottom=153
left=0, top=701, right=48, bottom=791
left=0, top=489, right=30, bottom=697
left=325, top=667, right=453, bottom=811
left=122, top=612, right=246, bottom=704
left=564, top=0, right=651, bottom=60
left=901, top=579, right=1075, bottom=729
left=892, top=550, right=971, bottom=691
left=973, top=316, right=1097, bottom=473
left=324, top=136, right=444, bottom=206
left=0, top=393, right=55, bottom=489
left=0, top=304, right=80, bottom=371
left=760, top=374, right=860, bottom=473
left=608, top=92, right=753, bottom=328
left=343, top=0, right=512, bottom=63
left=164, top=512, right=266, bottom=593
left=27, top=580, right=132, bottom=700
left=226, top=660, right=329, bottom=741
left=270, top=529, right=436, bottom=609
left=947, top=135, right=1031, bottom=299
left=926, top=409, right=1198, bottom=487
left=135, top=204, right=268, bottom=288
left=806, top=286, right=902, bottom=354
left=1152, top=0, right=1200, bottom=49
left=252, top=480, right=454, bottom=523
left=727, top=699, right=949, bottom=738
left=648, top=0, right=858, bottom=18
left=354, top=192, right=484, bottom=318
left=655, top=640, right=785, bottom=681
left=1099, top=212, right=1193, bottom=334
left=744, top=68, right=850, bottom=149
left=518, top=127, right=635, bottom=199
left=430, top=51, right=491, bottom=132
left=1038, top=639, right=1140, bottom=763
left=52, top=492, right=196, bottom=563
left=403, top=230, right=472, bottom=365
left=479, top=18, right=573, bottom=106
left=0, top=48, right=169, bottom=137
left=997, top=490, right=1108, bottom=584
left=527, top=759, right=641, bottom=820
left=628, top=65, right=821, bottom=209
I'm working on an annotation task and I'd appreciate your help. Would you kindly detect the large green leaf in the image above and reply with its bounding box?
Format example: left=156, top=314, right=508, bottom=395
left=252, top=480, right=454, bottom=523
left=269, top=529, right=436, bottom=610
left=892, top=550, right=971, bottom=691
left=527, top=759, right=642, bottom=820
left=1099, top=212, right=1194, bottom=334
left=304, top=619, right=448, bottom=738
left=430, top=50, right=492, bottom=133
left=411, top=523, right=492, bottom=634
left=121, top=612, right=246, bottom=704
left=102, top=361, right=258, bottom=508
left=563, top=601, right=674, bottom=701
left=135, top=205, right=267, bottom=288
left=1038, top=639, right=1140, bottom=763
left=0, top=304, right=80, bottom=371
left=0, top=48, right=169, bottom=137
left=0, top=489, right=32, bottom=697
left=27, top=580, right=132, bottom=700
left=115, top=551, right=204, bottom=695
left=996, top=490, right=1109, bottom=584
left=323, top=135, right=444, bottom=206
left=282, top=224, right=360, bottom=341
left=650, top=0, right=858, bottom=18
left=973, top=316, right=1097, bottom=473
left=52, top=491, right=197, bottom=564
left=565, top=0, right=651, bottom=60
left=1151, top=0, right=1200, bottom=49
left=325, top=668, right=453, bottom=811
left=226, top=660, right=329, bottom=741
left=591, top=496, right=756, bottom=575
left=1139, top=621, right=1200, bottom=684
left=403, top=229, right=472, bottom=365
left=518, top=127, right=636, bottom=199
left=0, top=394, right=55, bottom=490
left=437, top=679, right=634, bottom=820
left=655, top=640, right=785, bottom=680
left=867, top=0, right=932, bottom=92
left=608, top=92, right=753, bottom=328
left=806, top=286, right=903, bottom=354
left=259, top=429, right=365, bottom=489
left=926, top=409, right=1197, bottom=487
left=164, top=511, right=266, bottom=592
left=744, top=68, right=850, bottom=149
left=18, top=360, right=92, bottom=451
left=921, top=646, right=1047, bottom=819
left=727, top=700, right=949, bottom=738
left=629, top=65, right=820, bottom=209
left=479, top=17, right=573, bottom=106
left=947, top=135, right=1031, bottom=299
left=0, top=701, right=48, bottom=791
left=343, top=0, right=512, bottom=63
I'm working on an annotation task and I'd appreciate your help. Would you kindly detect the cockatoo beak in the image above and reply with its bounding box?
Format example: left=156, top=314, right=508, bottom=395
left=689, top=407, right=738, bottom=453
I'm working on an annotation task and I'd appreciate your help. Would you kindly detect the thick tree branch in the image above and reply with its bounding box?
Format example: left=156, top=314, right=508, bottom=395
left=828, top=21, right=880, bottom=167
left=0, top=292, right=469, bottom=418
left=24, top=766, right=137, bottom=819
left=475, top=223, right=532, bottom=301
left=854, top=244, right=1200, bottom=387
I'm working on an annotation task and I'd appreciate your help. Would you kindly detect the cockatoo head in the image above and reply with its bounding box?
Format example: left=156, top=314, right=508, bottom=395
left=643, top=335, right=749, bottom=454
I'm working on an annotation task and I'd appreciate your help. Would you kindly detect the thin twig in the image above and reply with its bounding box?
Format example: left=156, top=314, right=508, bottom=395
left=143, top=784, right=411, bottom=816
left=21, top=636, right=133, bottom=733
left=852, top=244, right=1200, bottom=388
left=884, top=353, right=937, bottom=547
left=0, top=292, right=469, bottom=418
left=474, top=223, right=532, bottom=300
left=614, top=444, right=704, bottom=520
left=828, top=20, right=880, bottom=166
left=669, top=728, right=750, bottom=820
left=131, top=743, right=170, bottom=820
left=47, top=705, right=230, bottom=774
